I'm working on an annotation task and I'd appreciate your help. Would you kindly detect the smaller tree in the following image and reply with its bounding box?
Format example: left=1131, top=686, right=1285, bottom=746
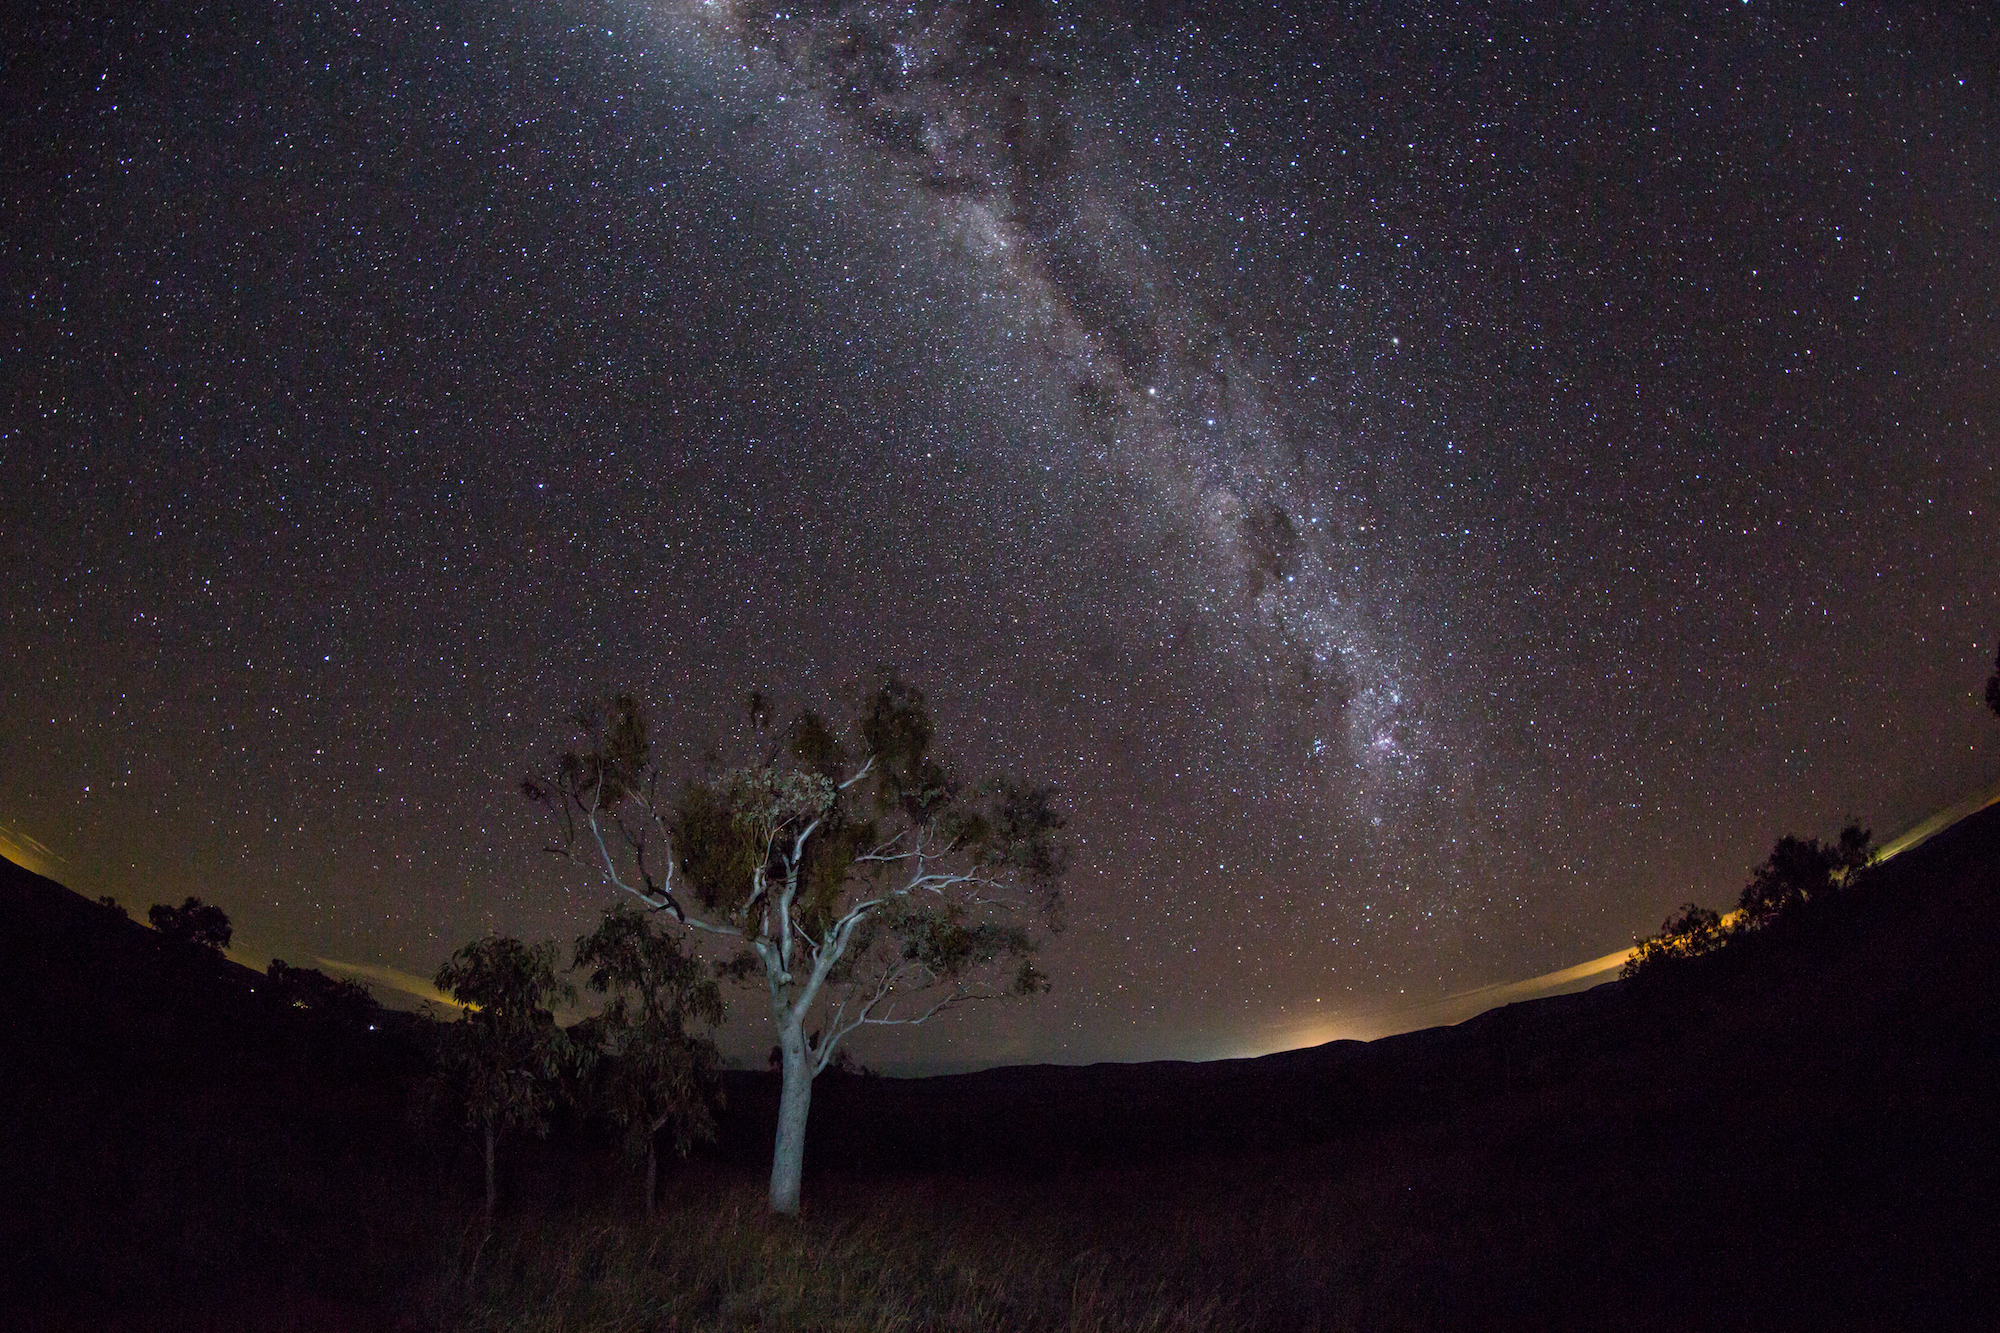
left=97, top=895, right=127, bottom=919
left=1985, top=641, right=2000, bottom=719
left=574, top=903, right=726, bottom=1217
left=148, top=896, right=232, bottom=951
left=430, top=936, right=577, bottom=1223
left=1621, top=902, right=1729, bottom=980
left=1735, top=822, right=1872, bottom=931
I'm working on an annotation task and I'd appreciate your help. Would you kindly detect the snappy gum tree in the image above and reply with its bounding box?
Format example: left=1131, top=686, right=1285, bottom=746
left=529, top=674, right=1065, bottom=1214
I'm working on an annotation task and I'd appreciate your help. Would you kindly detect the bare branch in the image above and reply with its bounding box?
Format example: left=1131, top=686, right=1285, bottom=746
left=862, top=987, right=999, bottom=1028
left=817, top=960, right=906, bottom=1072
left=579, top=778, right=741, bottom=939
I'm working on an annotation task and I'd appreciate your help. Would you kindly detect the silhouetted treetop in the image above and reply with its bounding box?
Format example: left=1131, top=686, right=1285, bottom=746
left=148, top=896, right=232, bottom=951
left=1621, top=902, right=1728, bottom=980
left=267, top=959, right=382, bottom=1027
left=1736, top=822, right=1872, bottom=932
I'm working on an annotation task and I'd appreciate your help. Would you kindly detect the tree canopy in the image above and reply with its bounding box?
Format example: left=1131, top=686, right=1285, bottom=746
left=148, top=896, right=232, bottom=951
left=1735, top=823, right=1872, bottom=932
left=429, top=935, right=577, bottom=1221
left=529, top=671, right=1066, bottom=1213
left=574, top=903, right=725, bottom=1216
left=1623, top=820, right=1876, bottom=981
left=1620, top=902, right=1728, bottom=980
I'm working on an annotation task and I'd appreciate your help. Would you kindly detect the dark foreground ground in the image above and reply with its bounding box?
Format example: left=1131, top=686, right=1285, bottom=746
left=3, top=802, right=1998, bottom=1331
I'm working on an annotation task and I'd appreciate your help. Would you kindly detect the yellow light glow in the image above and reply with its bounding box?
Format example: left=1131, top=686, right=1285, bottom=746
left=1241, top=775, right=2000, bottom=1060
left=0, top=825, right=65, bottom=882
left=313, top=956, right=469, bottom=1010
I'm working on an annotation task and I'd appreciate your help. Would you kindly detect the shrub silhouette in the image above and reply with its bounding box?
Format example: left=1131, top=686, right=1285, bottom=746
left=147, top=896, right=232, bottom=951
left=266, top=959, right=383, bottom=1029
left=1622, top=902, right=1729, bottom=979
left=1736, top=823, right=1871, bottom=932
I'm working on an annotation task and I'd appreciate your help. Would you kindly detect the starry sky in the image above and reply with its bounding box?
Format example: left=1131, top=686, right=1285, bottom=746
left=4, top=0, right=1997, bottom=1071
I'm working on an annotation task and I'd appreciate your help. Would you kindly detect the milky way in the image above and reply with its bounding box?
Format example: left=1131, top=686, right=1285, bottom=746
left=4, top=0, right=1997, bottom=1069
left=659, top=0, right=1435, bottom=815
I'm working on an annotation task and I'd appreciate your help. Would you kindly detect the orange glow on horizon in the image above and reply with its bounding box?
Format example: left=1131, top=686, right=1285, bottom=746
left=0, top=825, right=66, bottom=883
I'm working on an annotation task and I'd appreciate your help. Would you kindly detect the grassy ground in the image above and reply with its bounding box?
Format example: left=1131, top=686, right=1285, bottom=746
left=424, top=1151, right=1399, bottom=1333
left=413, top=1104, right=1967, bottom=1333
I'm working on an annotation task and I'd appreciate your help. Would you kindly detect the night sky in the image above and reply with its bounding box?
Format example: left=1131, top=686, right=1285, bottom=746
left=5, top=0, right=1997, bottom=1071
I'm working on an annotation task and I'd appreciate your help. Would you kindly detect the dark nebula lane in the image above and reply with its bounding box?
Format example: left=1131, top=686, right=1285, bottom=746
left=682, top=0, right=1436, bottom=811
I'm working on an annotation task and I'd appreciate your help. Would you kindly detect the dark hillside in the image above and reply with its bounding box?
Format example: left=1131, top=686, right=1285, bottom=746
left=701, top=801, right=2000, bottom=1327
left=730, top=799, right=2000, bottom=1180
left=0, top=860, right=432, bottom=1329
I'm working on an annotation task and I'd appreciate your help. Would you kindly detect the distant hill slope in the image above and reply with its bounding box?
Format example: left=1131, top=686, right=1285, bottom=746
left=732, top=798, right=2000, bottom=1176
left=0, top=857, right=430, bottom=1325
left=13, top=795, right=1991, bottom=1176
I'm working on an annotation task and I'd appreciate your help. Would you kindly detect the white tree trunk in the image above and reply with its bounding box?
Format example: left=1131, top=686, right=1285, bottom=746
left=768, top=1012, right=814, bottom=1214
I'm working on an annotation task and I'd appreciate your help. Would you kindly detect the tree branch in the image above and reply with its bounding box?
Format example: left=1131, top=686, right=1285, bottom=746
left=862, top=987, right=1000, bottom=1027
left=580, top=780, right=742, bottom=939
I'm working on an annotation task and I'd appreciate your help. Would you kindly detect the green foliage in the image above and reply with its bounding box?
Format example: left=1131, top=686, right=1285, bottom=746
left=573, top=905, right=726, bottom=1165
left=673, top=780, right=764, bottom=916
left=861, top=671, right=956, bottom=821
left=795, top=813, right=873, bottom=937
left=789, top=709, right=846, bottom=778
left=428, top=936, right=578, bottom=1142
left=890, top=902, right=1036, bottom=985
left=715, top=949, right=763, bottom=984
left=574, top=672, right=1065, bottom=989
left=147, top=896, right=232, bottom=951
left=980, top=779, right=1070, bottom=891
left=668, top=764, right=843, bottom=922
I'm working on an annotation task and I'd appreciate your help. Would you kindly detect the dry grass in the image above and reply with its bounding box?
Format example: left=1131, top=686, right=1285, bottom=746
left=417, top=1154, right=1392, bottom=1333
left=414, top=1122, right=1562, bottom=1333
